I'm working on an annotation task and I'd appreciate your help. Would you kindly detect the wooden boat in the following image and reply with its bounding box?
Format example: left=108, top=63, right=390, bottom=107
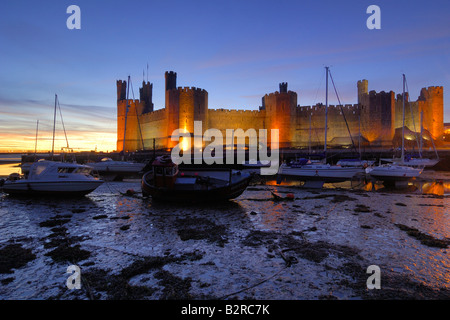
left=141, top=156, right=251, bottom=202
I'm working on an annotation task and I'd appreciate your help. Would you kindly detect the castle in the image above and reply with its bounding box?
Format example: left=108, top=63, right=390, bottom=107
left=117, top=71, right=444, bottom=152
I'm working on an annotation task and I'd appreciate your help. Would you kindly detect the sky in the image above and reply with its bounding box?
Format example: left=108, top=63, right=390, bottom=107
left=0, top=0, right=449, bottom=152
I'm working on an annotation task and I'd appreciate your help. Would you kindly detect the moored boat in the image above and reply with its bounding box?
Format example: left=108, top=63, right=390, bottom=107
left=141, top=156, right=251, bottom=202
left=278, top=160, right=364, bottom=183
left=88, top=157, right=146, bottom=174
left=367, top=164, right=422, bottom=187
left=1, top=160, right=104, bottom=197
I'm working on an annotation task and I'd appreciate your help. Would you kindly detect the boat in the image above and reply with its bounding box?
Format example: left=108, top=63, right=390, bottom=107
left=380, top=156, right=439, bottom=168
left=368, top=74, right=423, bottom=187
left=141, top=156, right=251, bottom=202
left=277, top=67, right=364, bottom=188
left=88, top=157, right=146, bottom=175
left=336, top=159, right=375, bottom=167
left=1, top=160, right=103, bottom=197
left=366, top=164, right=422, bottom=185
left=278, top=159, right=364, bottom=188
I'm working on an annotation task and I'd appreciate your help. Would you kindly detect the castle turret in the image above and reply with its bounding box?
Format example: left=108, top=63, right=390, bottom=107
left=357, top=79, right=368, bottom=104
left=117, top=80, right=127, bottom=101
left=418, top=86, right=444, bottom=139
left=279, top=82, right=288, bottom=93
left=263, top=82, right=297, bottom=148
left=139, top=81, right=154, bottom=113
left=165, top=71, right=177, bottom=91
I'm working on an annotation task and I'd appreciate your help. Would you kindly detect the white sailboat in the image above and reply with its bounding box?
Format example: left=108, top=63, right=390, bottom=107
left=368, top=74, right=423, bottom=187
left=380, top=105, right=439, bottom=168
left=278, top=67, right=364, bottom=188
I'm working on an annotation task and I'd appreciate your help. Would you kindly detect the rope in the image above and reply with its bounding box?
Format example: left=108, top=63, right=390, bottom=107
left=328, top=70, right=358, bottom=155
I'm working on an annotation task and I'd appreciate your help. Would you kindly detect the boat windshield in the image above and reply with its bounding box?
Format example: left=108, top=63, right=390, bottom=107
left=57, top=167, right=76, bottom=173
left=34, top=165, right=47, bottom=176
left=74, top=167, right=92, bottom=175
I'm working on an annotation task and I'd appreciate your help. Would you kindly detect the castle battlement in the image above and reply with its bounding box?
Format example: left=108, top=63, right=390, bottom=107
left=209, top=108, right=261, bottom=114
left=167, top=86, right=208, bottom=94
left=264, top=90, right=297, bottom=98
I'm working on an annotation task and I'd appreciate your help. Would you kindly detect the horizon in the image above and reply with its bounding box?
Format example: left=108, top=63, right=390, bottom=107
left=1, top=0, right=449, bottom=152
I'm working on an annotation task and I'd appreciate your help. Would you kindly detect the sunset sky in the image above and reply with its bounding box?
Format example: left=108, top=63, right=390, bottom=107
left=0, top=0, right=449, bottom=152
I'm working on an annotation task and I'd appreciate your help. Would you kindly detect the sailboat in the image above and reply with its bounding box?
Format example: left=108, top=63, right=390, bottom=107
left=277, top=67, right=364, bottom=188
left=381, top=110, right=439, bottom=167
left=2, top=95, right=104, bottom=197
left=368, top=74, right=423, bottom=187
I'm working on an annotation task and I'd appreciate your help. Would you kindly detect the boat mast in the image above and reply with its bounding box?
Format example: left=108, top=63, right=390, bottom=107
left=324, top=66, right=329, bottom=154
left=308, top=112, right=312, bottom=154
left=401, top=74, right=405, bottom=165
left=122, top=75, right=130, bottom=159
left=34, top=120, right=39, bottom=158
left=358, top=112, right=361, bottom=158
left=51, top=94, right=57, bottom=160
left=420, top=110, right=423, bottom=158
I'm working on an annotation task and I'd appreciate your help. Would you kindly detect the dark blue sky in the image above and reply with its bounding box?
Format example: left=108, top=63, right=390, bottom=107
left=0, top=0, right=449, bottom=151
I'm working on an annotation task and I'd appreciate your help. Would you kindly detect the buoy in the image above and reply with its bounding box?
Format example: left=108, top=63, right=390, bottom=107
left=286, top=193, right=295, bottom=200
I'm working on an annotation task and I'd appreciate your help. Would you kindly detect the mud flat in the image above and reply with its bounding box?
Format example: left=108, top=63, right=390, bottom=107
left=0, top=179, right=449, bottom=300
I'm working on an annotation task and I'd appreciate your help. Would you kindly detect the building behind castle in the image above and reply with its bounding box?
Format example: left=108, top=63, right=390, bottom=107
left=117, top=71, right=444, bottom=152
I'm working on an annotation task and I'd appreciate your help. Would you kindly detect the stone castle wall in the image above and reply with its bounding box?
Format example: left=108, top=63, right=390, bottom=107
left=117, top=73, right=444, bottom=152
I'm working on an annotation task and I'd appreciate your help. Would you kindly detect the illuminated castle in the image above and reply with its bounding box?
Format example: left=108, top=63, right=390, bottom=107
left=117, top=71, right=444, bottom=152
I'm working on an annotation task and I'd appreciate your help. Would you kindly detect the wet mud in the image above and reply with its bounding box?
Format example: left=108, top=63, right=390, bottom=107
left=1, top=179, right=450, bottom=300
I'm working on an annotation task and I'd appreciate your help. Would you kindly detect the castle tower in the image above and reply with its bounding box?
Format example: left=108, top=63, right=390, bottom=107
left=139, top=81, right=154, bottom=113
left=418, top=86, right=444, bottom=139
left=263, top=83, right=297, bottom=148
left=117, top=79, right=146, bottom=152
left=165, top=71, right=177, bottom=91
left=164, top=71, right=209, bottom=149
left=117, top=80, right=127, bottom=101
left=357, top=79, right=368, bottom=104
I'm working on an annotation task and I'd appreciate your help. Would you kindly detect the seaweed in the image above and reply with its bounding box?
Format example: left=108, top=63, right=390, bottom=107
left=0, top=243, right=36, bottom=274
left=395, top=224, right=450, bottom=248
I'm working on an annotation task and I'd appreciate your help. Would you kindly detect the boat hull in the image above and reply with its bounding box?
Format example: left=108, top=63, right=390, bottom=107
left=278, top=165, right=364, bottom=183
left=2, top=180, right=103, bottom=197
left=141, top=170, right=251, bottom=202
left=368, top=166, right=423, bottom=182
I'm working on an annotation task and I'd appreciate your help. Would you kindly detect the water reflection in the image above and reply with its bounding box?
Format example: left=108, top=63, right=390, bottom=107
left=261, top=176, right=450, bottom=196
left=419, top=181, right=450, bottom=196
left=0, top=163, right=21, bottom=177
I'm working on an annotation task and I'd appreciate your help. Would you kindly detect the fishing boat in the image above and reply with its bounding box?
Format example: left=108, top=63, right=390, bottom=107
left=1, top=160, right=103, bottom=197
left=368, top=74, right=422, bottom=187
left=141, top=156, right=251, bottom=202
left=277, top=67, right=364, bottom=188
